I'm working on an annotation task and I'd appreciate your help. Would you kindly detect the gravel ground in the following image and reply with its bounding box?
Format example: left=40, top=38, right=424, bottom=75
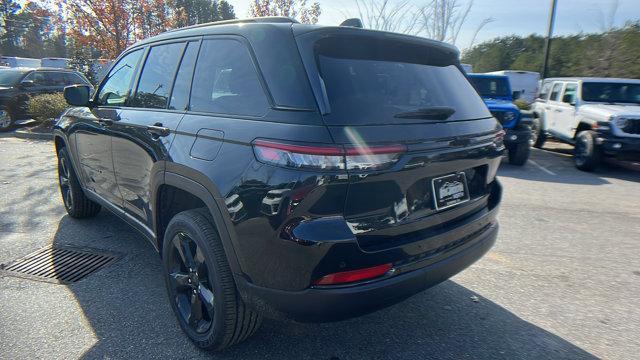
left=0, top=136, right=639, bottom=360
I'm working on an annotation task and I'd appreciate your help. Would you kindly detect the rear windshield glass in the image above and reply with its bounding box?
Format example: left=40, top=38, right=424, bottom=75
left=0, top=69, right=27, bottom=86
left=468, top=76, right=510, bottom=98
left=314, top=36, right=489, bottom=125
left=582, top=82, right=640, bottom=104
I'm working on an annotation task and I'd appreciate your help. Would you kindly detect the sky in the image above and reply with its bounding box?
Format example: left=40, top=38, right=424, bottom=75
left=230, top=0, right=640, bottom=50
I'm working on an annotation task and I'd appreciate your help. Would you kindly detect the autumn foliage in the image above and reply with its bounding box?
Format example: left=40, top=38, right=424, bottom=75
left=249, top=0, right=321, bottom=24
left=23, top=0, right=236, bottom=59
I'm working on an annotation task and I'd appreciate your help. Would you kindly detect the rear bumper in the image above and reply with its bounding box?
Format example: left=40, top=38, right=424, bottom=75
left=597, top=133, right=640, bottom=160
left=237, top=212, right=499, bottom=322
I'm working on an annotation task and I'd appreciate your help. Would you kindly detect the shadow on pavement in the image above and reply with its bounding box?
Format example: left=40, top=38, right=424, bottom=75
left=49, top=213, right=597, bottom=360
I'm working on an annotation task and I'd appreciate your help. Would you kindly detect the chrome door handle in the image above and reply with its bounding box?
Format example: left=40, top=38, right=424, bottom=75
left=147, top=123, right=170, bottom=137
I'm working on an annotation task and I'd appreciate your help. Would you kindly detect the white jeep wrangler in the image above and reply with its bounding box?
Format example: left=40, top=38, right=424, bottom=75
left=531, top=77, right=640, bottom=171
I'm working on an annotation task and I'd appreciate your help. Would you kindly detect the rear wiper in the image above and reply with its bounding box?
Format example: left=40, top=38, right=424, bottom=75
left=394, top=106, right=456, bottom=120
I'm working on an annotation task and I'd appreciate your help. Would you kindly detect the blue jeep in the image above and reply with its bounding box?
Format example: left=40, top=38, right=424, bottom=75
left=467, top=74, right=532, bottom=165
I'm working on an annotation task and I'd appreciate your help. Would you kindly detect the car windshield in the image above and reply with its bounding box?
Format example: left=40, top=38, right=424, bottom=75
left=0, top=69, right=28, bottom=86
left=467, top=76, right=510, bottom=98
left=314, top=36, right=489, bottom=125
left=581, top=82, right=640, bottom=104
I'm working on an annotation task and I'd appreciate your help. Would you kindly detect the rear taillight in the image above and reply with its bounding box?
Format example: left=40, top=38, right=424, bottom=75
left=253, top=139, right=406, bottom=171
left=314, top=263, right=393, bottom=286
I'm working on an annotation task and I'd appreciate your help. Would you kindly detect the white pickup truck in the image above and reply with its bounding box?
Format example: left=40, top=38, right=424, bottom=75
left=531, top=77, right=640, bottom=171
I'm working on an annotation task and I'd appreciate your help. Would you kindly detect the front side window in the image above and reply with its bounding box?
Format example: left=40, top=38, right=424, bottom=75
left=133, top=42, right=185, bottom=109
left=562, top=83, right=578, bottom=104
left=549, top=82, right=563, bottom=102
left=190, top=39, right=269, bottom=116
left=97, top=49, right=143, bottom=106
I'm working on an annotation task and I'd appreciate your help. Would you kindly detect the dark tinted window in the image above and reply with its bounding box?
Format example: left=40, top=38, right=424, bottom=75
left=169, top=42, right=199, bottom=111
left=468, top=76, right=510, bottom=98
left=549, top=82, right=563, bottom=101
left=133, top=42, right=185, bottom=109
left=97, top=49, right=143, bottom=106
left=315, top=36, right=489, bottom=125
left=24, top=71, right=64, bottom=86
left=0, top=69, right=28, bottom=86
left=562, top=83, right=578, bottom=104
left=190, top=39, right=269, bottom=116
left=582, top=82, right=640, bottom=104
left=64, top=72, right=88, bottom=86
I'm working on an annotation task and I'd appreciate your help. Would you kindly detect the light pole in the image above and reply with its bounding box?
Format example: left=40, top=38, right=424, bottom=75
left=541, top=0, right=558, bottom=78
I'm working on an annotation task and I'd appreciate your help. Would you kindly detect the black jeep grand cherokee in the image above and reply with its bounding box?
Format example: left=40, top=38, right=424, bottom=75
left=55, top=17, right=503, bottom=351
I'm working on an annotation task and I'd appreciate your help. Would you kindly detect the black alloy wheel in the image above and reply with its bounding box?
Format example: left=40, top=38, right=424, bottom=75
left=58, top=155, right=73, bottom=210
left=167, top=231, right=215, bottom=335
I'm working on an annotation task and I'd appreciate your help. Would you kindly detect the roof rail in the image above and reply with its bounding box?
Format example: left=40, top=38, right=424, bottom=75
left=166, top=17, right=299, bottom=33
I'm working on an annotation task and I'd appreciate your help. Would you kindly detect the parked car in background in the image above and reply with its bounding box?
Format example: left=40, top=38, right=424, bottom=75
left=0, top=56, right=41, bottom=68
left=532, top=77, right=640, bottom=171
left=0, top=67, right=92, bottom=131
left=487, top=70, right=540, bottom=104
left=56, top=17, right=503, bottom=351
left=467, top=73, right=532, bottom=165
left=41, top=57, right=70, bottom=69
left=461, top=63, right=473, bottom=73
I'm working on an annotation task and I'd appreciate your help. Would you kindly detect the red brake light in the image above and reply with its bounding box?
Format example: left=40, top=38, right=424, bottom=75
left=314, top=263, right=393, bottom=286
left=252, top=139, right=405, bottom=171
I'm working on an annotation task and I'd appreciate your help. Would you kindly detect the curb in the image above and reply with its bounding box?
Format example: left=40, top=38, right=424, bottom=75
left=11, top=130, right=54, bottom=141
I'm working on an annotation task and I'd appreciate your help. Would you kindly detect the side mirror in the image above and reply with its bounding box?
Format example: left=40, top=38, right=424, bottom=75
left=19, top=80, right=35, bottom=88
left=512, top=91, right=521, bottom=100
left=64, top=85, right=92, bottom=107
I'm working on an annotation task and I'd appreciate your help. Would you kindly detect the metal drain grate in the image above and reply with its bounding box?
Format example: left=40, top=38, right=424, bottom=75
left=0, top=246, right=121, bottom=284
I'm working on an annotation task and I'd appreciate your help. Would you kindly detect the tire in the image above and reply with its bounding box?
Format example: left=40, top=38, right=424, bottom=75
left=531, top=116, right=546, bottom=148
left=0, top=109, right=14, bottom=132
left=508, top=141, right=531, bottom=166
left=57, top=147, right=102, bottom=218
left=163, top=208, right=262, bottom=351
left=574, top=130, right=601, bottom=172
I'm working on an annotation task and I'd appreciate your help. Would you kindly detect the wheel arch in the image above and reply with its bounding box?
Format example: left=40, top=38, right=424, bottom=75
left=574, top=121, right=593, bottom=139
left=155, top=167, right=243, bottom=276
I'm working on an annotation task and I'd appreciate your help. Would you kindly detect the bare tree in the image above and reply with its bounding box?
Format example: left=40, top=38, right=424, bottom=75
left=352, top=0, right=423, bottom=35
left=344, top=0, right=493, bottom=49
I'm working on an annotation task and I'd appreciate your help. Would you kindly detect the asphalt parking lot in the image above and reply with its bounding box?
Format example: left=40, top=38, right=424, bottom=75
left=1, top=135, right=639, bottom=360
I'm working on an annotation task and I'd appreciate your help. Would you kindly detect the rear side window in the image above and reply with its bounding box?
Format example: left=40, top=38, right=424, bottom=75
left=549, top=82, right=563, bottom=101
left=169, top=42, right=199, bottom=111
left=133, top=42, right=185, bottom=109
left=97, top=49, right=143, bottom=106
left=189, top=39, right=269, bottom=116
left=64, top=72, right=88, bottom=86
left=314, top=36, right=489, bottom=125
